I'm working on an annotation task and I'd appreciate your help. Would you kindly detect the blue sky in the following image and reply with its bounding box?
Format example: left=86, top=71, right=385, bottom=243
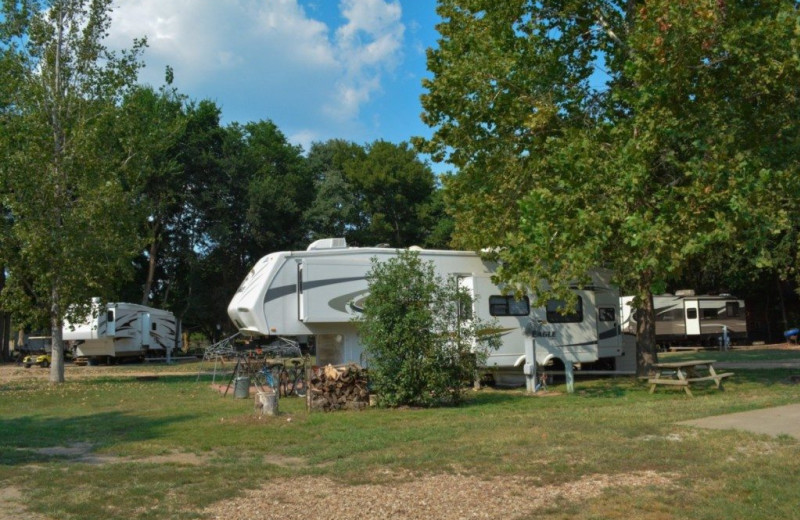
left=107, top=0, right=444, bottom=167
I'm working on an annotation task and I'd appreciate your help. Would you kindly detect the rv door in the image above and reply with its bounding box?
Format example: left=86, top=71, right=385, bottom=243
left=684, top=299, right=700, bottom=336
left=297, top=261, right=305, bottom=321
left=595, top=290, right=622, bottom=356
left=105, top=307, right=116, bottom=336
left=141, top=313, right=151, bottom=348
left=456, top=275, right=475, bottom=320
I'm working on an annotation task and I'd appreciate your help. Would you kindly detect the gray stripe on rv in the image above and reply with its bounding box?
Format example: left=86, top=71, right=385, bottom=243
left=264, top=277, right=365, bottom=304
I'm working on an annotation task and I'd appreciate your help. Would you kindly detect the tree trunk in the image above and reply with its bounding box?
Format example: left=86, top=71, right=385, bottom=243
left=0, top=267, right=9, bottom=361
left=777, top=275, right=788, bottom=333
left=635, top=277, right=658, bottom=376
left=142, top=228, right=160, bottom=305
left=49, top=285, right=65, bottom=383
left=0, top=313, right=9, bottom=362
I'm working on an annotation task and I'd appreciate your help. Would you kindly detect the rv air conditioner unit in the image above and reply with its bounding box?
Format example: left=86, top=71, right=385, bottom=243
left=307, top=238, right=347, bottom=251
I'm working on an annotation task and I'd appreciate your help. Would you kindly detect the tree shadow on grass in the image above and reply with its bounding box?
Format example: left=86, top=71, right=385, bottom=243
left=575, top=380, right=634, bottom=398
left=722, top=368, right=800, bottom=387
left=0, top=411, right=195, bottom=466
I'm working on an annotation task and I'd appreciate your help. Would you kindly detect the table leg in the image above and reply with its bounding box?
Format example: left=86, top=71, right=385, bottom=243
left=676, top=368, right=693, bottom=397
left=708, top=364, right=723, bottom=389
left=649, top=374, right=658, bottom=394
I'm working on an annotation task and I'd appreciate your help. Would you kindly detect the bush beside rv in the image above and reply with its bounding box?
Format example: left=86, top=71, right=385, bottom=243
left=63, top=299, right=181, bottom=363
left=227, top=239, right=636, bottom=385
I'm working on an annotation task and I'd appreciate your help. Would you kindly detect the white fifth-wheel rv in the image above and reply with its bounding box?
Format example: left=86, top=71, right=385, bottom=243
left=620, top=291, right=747, bottom=348
left=64, top=299, right=181, bottom=363
left=228, top=239, right=635, bottom=385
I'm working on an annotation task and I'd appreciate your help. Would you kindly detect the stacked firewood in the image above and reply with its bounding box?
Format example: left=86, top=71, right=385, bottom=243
left=308, top=363, right=369, bottom=411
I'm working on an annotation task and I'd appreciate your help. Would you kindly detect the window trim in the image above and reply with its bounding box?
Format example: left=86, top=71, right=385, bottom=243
left=489, top=295, right=530, bottom=317
left=598, top=307, right=616, bottom=322
left=546, top=297, right=584, bottom=323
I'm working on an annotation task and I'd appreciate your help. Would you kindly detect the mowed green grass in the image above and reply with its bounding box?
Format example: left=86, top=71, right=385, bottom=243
left=2, top=352, right=800, bottom=520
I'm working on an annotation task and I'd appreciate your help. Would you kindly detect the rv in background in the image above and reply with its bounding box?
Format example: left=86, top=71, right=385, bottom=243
left=63, top=299, right=181, bottom=364
left=620, top=291, right=747, bottom=348
left=227, top=238, right=636, bottom=385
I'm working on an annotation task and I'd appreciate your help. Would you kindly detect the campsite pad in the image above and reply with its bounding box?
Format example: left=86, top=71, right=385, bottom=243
left=678, top=404, right=800, bottom=440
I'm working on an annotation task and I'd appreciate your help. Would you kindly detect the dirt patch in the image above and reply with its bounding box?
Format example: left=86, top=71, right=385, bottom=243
left=202, top=470, right=675, bottom=520
left=21, top=443, right=208, bottom=466
left=0, top=486, right=49, bottom=520
left=263, top=454, right=307, bottom=468
left=0, top=363, right=199, bottom=383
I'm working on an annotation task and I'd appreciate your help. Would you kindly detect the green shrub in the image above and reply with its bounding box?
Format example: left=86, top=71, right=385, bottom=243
left=358, top=251, right=498, bottom=407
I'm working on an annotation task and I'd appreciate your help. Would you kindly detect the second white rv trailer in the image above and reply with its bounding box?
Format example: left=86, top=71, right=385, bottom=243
left=63, top=299, right=181, bottom=362
left=620, top=292, right=747, bottom=348
left=228, top=239, right=635, bottom=384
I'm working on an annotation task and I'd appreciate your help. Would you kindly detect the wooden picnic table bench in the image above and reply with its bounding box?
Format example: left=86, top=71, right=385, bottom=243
left=648, top=360, right=733, bottom=397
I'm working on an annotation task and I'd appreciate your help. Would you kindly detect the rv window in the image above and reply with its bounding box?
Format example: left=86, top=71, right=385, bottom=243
left=489, top=295, right=530, bottom=316
left=657, top=308, right=682, bottom=321
left=106, top=310, right=114, bottom=323
left=152, top=323, right=157, bottom=331
left=686, top=308, right=698, bottom=320
left=546, top=297, right=583, bottom=323
left=457, top=291, right=474, bottom=321
left=701, top=308, right=718, bottom=320
left=598, top=307, right=615, bottom=322
left=726, top=302, right=740, bottom=317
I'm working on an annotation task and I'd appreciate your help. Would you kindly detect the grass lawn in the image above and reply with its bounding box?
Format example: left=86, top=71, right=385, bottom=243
left=2, top=350, right=800, bottom=519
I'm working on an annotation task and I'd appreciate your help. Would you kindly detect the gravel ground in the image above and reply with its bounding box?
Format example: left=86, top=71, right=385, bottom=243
left=202, top=470, right=674, bottom=520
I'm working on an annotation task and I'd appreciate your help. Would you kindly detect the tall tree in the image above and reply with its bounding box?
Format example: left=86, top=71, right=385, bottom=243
left=183, top=120, right=312, bottom=338
left=233, top=120, right=313, bottom=253
left=420, top=0, right=800, bottom=373
left=115, top=83, right=189, bottom=306
left=345, top=140, right=439, bottom=247
left=0, top=0, right=145, bottom=382
left=305, top=139, right=449, bottom=248
left=303, top=139, right=366, bottom=244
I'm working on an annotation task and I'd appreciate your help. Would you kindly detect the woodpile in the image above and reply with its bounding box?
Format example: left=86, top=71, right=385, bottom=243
left=308, top=363, right=369, bottom=411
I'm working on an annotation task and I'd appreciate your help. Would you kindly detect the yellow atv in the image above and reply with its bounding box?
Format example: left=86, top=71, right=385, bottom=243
left=22, top=353, right=51, bottom=368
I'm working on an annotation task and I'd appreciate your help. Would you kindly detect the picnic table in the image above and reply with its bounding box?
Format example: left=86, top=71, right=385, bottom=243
left=648, top=360, right=733, bottom=397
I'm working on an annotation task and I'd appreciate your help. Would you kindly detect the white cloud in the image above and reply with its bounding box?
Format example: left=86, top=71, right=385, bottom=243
left=106, top=0, right=405, bottom=147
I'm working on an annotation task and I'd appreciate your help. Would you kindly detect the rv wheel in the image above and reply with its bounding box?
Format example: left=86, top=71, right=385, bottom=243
left=41, top=361, right=50, bottom=368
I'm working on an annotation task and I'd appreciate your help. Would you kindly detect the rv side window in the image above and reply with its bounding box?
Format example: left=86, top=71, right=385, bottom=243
left=489, top=295, right=530, bottom=316
left=686, top=308, right=698, bottom=320
left=701, top=308, right=717, bottom=319
left=152, top=323, right=157, bottom=331
left=598, top=307, right=615, bottom=322
left=726, top=302, right=740, bottom=317
left=106, top=310, right=114, bottom=323
left=457, top=291, right=474, bottom=321
left=657, top=309, right=681, bottom=322
left=546, top=297, right=583, bottom=323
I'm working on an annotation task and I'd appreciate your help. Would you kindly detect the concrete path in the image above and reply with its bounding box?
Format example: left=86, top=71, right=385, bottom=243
left=678, top=404, right=800, bottom=439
